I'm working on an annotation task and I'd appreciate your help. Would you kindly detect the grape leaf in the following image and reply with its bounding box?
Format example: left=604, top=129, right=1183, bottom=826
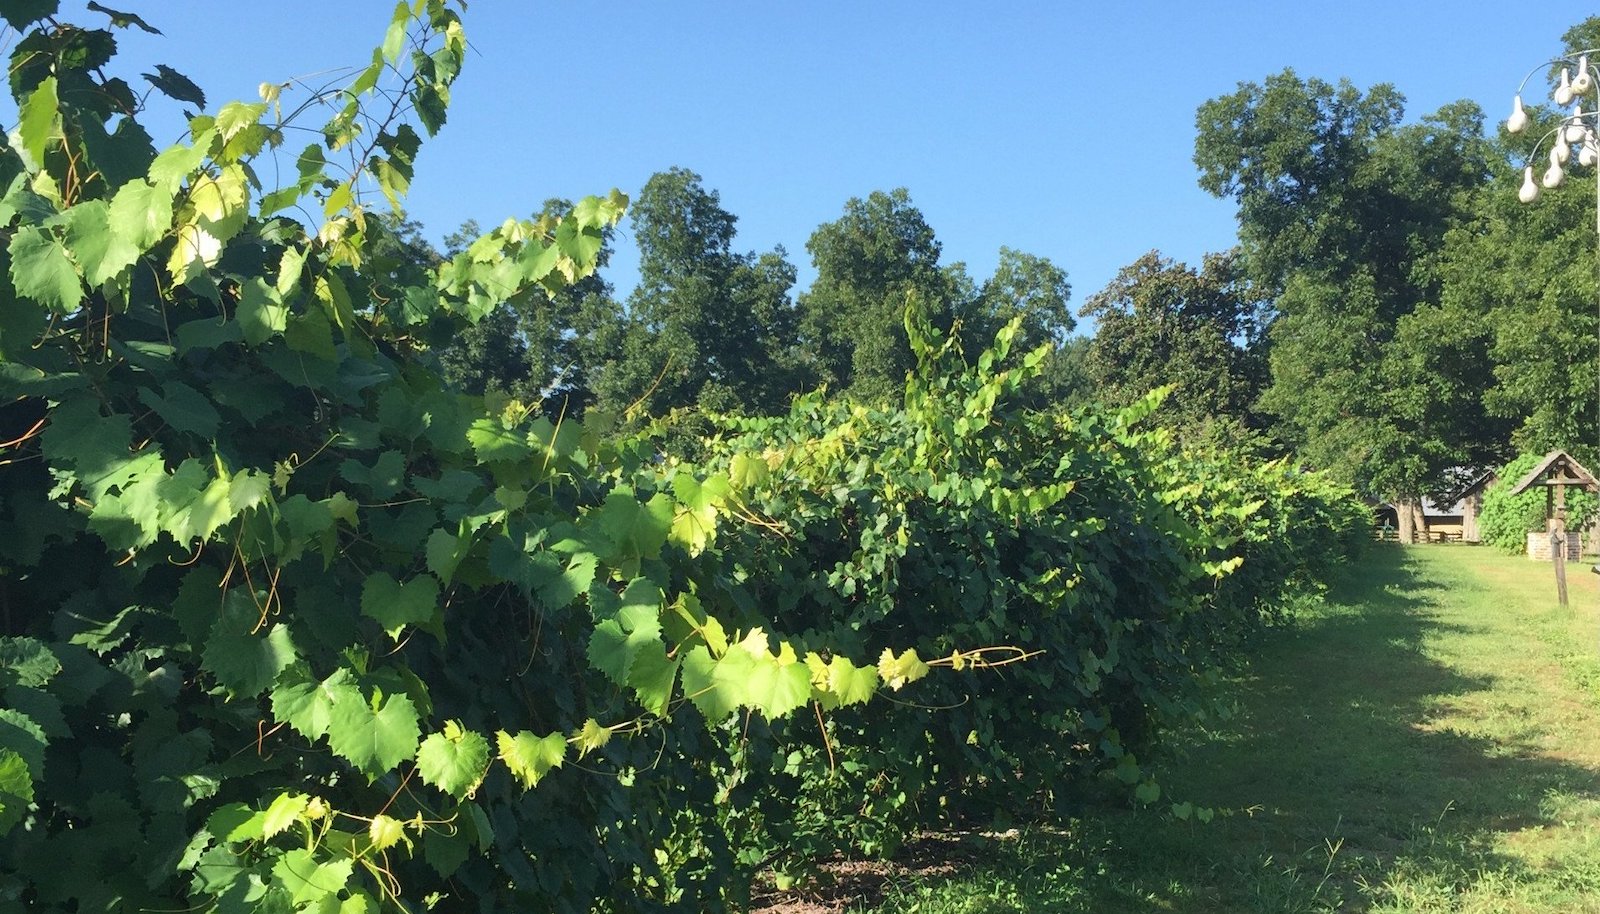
left=14, top=76, right=59, bottom=168
left=9, top=226, right=82, bottom=314
left=0, top=638, right=59, bottom=689
left=0, top=0, right=57, bottom=31
left=326, top=691, right=419, bottom=778
left=260, top=791, right=308, bottom=839
left=806, top=653, right=879, bottom=709
left=61, top=199, right=139, bottom=286
left=0, top=710, right=46, bottom=779
left=360, top=572, right=439, bottom=640
left=201, top=594, right=298, bottom=697
left=368, top=814, right=407, bottom=852
left=138, top=382, right=220, bottom=438
left=339, top=450, right=405, bottom=499
left=381, top=1, right=409, bottom=64
left=415, top=721, right=489, bottom=800
left=425, top=527, right=467, bottom=585
left=271, top=666, right=359, bottom=741
left=626, top=642, right=678, bottom=718
left=107, top=179, right=173, bottom=252
left=0, top=749, right=34, bottom=836
left=495, top=730, right=564, bottom=790
left=740, top=652, right=812, bottom=719
left=87, top=2, right=161, bottom=33
left=142, top=64, right=206, bottom=108
left=465, top=419, right=530, bottom=463
left=237, top=277, right=287, bottom=345
left=272, top=849, right=352, bottom=907
left=680, top=645, right=743, bottom=723
left=876, top=647, right=930, bottom=690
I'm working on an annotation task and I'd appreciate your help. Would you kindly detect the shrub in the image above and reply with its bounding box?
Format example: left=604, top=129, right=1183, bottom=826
left=1478, top=452, right=1599, bottom=552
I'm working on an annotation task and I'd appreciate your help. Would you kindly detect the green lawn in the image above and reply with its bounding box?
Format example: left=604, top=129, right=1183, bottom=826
left=853, top=545, right=1600, bottom=913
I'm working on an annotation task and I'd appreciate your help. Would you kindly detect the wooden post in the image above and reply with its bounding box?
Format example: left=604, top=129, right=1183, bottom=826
left=1553, top=482, right=1569, bottom=608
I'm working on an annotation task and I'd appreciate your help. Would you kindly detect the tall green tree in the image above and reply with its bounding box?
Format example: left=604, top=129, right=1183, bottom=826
left=1429, top=18, right=1600, bottom=469
left=586, top=167, right=804, bottom=417
left=1196, top=71, right=1496, bottom=516
left=1079, top=250, right=1269, bottom=444
left=798, top=188, right=963, bottom=400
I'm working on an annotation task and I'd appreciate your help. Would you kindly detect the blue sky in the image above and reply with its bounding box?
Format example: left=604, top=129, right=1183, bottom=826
left=18, top=3, right=1593, bottom=333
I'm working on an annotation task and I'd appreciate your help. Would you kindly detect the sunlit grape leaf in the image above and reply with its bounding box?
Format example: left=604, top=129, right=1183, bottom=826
left=9, top=226, right=81, bottom=314
left=326, top=691, right=419, bottom=778
left=0, top=749, right=34, bottom=836
left=572, top=718, right=610, bottom=759
left=271, top=666, right=359, bottom=741
left=368, top=814, right=407, bottom=852
left=272, top=849, right=352, bottom=908
left=681, top=645, right=747, bottom=723
left=465, top=419, right=530, bottom=464
left=415, top=721, right=489, bottom=800
left=381, top=1, right=409, bottom=64
left=876, top=647, right=930, bottom=691
left=807, top=653, right=879, bottom=709
left=61, top=199, right=138, bottom=286
left=260, top=791, right=308, bottom=839
left=495, top=730, right=565, bottom=790
left=740, top=651, right=812, bottom=719
left=14, top=76, right=59, bottom=169
left=626, top=642, right=678, bottom=718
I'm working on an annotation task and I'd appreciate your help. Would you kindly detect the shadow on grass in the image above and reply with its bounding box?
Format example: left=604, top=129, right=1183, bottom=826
left=860, top=545, right=1600, bottom=914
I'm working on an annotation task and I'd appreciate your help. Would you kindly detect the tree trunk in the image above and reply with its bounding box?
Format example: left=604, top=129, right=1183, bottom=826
left=1412, top=501, right=1428, bottom=543
left=1395, top=497, right=1415, bottom=545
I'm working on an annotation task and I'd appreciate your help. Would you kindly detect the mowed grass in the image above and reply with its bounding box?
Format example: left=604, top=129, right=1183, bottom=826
left=855, top=546, right=1600, bottom=913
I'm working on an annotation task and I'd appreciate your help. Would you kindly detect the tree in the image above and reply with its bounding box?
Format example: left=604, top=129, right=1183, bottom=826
left=1079, top=250, right=1269, bottom=444
left=586, top=168, right=804, bottom=417
left=1430, top=19, right=1600, bottom=470
left=1195, top=70, right=1497, bottom=529
left=798, top=188, right=961, bottom=400
left=437, top=206, right=619, bottom=415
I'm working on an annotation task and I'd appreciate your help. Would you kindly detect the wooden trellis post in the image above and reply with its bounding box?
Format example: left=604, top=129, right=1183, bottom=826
left=1510, top=450, right=1600, bottom=608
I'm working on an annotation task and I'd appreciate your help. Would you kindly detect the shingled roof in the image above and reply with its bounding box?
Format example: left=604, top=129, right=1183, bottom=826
left=1509, top=450, right=1600, bottom=496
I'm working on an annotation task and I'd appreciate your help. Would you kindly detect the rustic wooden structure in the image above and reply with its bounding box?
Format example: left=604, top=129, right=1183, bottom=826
left=1509, top=450, right=1600, bottom=607
left=1451, top=471, right=1495, bottom=544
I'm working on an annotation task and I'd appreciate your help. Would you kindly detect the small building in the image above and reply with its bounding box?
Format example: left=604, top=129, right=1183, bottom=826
left=1446, top=471, right=1495, bottom=544
left=1509, top=450, right=1599, bottom=562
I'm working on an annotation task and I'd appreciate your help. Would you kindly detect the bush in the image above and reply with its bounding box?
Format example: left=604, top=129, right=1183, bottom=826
left=679, top=312, right=1367, bottom=877
left=1479, top=452, right=1599, bottom=552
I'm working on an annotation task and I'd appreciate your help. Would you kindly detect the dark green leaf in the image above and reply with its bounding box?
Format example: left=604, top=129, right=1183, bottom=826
left=360, top=572, right=439, bottom=640
left=87, top=1, right=160, bottom=33
left=0, top=0, right=56, bottom=31
left=142, top=64, right=206, bottom=108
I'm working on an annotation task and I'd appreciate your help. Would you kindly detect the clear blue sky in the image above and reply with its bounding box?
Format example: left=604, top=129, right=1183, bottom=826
left=18, top=3, right=1592, bottom=332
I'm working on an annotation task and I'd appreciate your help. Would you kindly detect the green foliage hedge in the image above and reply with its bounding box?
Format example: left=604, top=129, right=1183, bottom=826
left=0, top=6, right=1367, bottom=911
left=680, top=315, right=1370, bottom=878
left=1479, top=452, right=1598, bottom=552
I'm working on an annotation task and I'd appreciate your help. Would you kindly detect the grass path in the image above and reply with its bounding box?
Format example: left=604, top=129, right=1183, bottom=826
left=857, top=546, right=1600, bottom=913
